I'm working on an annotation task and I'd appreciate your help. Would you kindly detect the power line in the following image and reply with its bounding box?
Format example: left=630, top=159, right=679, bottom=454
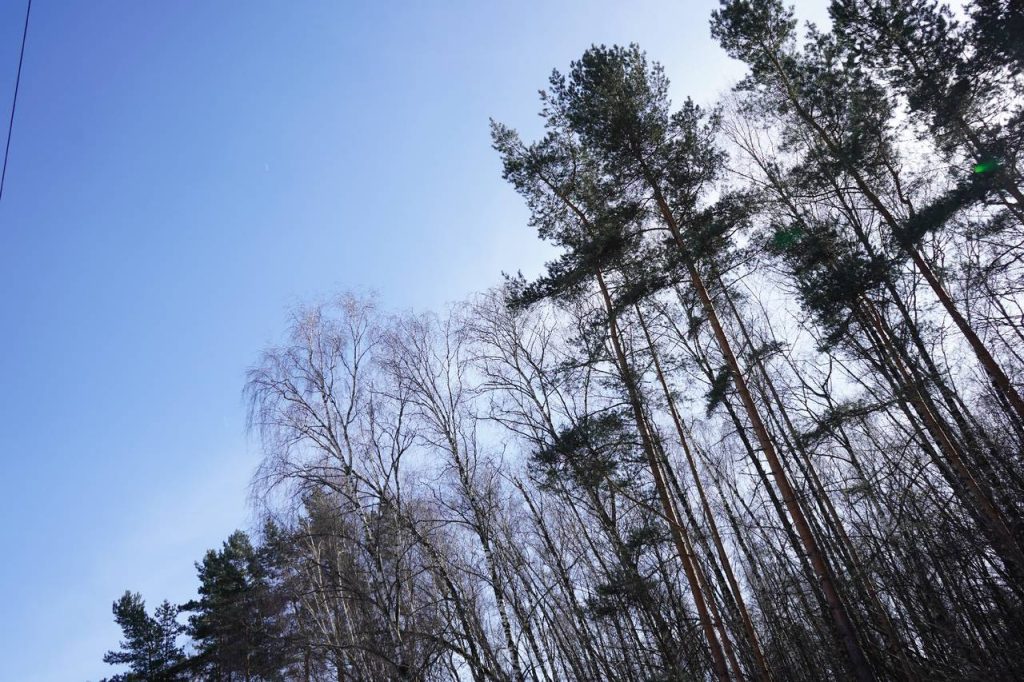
left=1, top=0, right=32, bottom=202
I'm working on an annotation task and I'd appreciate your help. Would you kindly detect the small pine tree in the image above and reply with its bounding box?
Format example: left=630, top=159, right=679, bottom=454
left=102, top=592, right=186, bottom=682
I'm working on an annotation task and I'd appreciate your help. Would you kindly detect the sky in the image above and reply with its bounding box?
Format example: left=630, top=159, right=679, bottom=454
left=0, top=2, right=828, bottom=680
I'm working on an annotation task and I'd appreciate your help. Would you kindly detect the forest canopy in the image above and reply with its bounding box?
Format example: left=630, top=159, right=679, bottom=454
left=98, top=1, right=1024, bottom=680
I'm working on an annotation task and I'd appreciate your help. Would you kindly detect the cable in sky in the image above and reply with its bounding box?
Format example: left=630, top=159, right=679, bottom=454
left=1, top=0, right=33, bottom=202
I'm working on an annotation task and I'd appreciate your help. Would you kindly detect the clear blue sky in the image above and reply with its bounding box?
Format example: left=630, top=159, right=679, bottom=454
left=0, top=2, right=826, bottom=680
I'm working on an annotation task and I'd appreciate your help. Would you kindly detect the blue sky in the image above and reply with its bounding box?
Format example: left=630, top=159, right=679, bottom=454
left=0, top=2, right=827, bottom=680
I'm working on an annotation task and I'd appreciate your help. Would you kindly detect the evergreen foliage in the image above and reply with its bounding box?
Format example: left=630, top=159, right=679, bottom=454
left=101, top=593, right=186, bottom=682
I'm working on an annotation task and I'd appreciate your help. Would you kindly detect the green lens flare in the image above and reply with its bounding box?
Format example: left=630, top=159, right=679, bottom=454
left=973, top=158, right=1000, bottom=174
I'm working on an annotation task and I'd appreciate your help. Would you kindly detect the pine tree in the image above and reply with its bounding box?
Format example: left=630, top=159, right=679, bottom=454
left=712, top=0, right=1024, bottom=429
left=183, top=530, right=290, bottom=681
left=102, top=592, right=186, bottom=682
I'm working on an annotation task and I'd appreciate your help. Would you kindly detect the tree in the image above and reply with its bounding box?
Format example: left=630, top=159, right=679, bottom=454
left=102, top=592, right=186, bottom=682
left=712, top=0, right=1024, bottom=430
left=183, top=530, right=291, bottom=681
